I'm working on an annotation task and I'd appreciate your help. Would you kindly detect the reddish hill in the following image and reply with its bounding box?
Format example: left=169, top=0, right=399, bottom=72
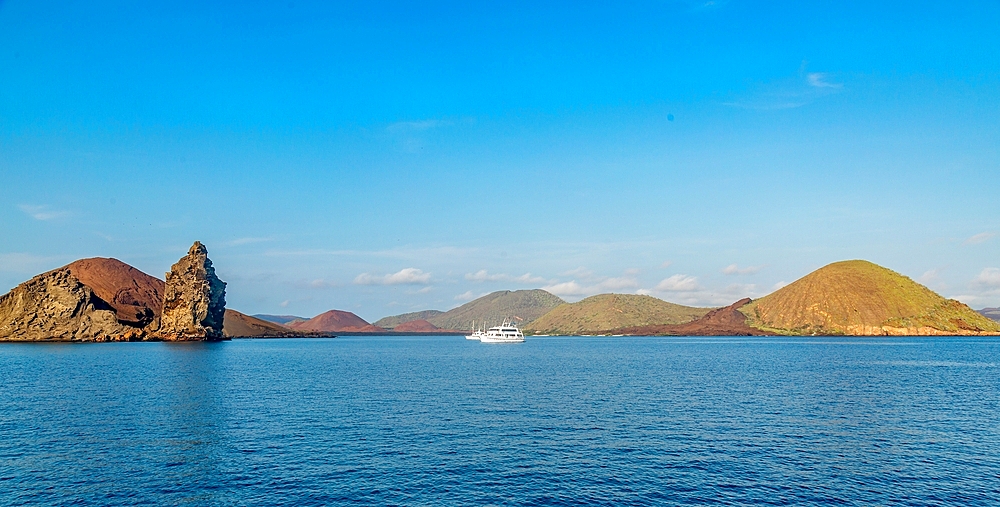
left=288, top=310, right=378, bottom=332
left=393, top=319, right=439, bottom=332
left=223, top=309, right=299, bottom=338
left=66, top=257, right=165, bottom=326
left=611, top=298, right=767, bottom=336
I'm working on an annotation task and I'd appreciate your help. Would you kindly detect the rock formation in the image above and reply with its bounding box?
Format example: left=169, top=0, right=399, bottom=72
left=155, top=241, right=227, bottom=341
left=0, top=267, right=144, bottom=341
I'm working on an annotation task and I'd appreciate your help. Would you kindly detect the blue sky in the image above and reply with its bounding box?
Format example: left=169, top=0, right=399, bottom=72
left=2, top=0, right=999, bottom=321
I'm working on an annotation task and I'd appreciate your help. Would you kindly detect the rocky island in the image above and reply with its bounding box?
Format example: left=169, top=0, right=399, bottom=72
left=0, top=241, right=228, bottom=342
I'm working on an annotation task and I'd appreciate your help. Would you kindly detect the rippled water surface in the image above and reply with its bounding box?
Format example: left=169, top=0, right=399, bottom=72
left=3, top=336, right=1000, bottom=506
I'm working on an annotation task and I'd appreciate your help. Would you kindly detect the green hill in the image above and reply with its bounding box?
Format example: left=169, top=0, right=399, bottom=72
left=374, top=310, right=445, bottom=329
left=524, top=293, right=711, bottom=335
left=740, top=260, right=1000, bottom=336
left=429, top=289, right=564, bottom=330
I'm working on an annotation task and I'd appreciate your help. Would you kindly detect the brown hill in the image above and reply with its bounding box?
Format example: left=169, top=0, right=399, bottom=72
left=740, top=260, right=1000, bottom=336
left=374, top=310, right=445, bottom=328
left=65, top=257, right=164, bottom=326
left=287, top=310, right=378, bottom=332
left=979, top=308, right=1000, bottom=322
left=223, top=309, right=302, bottom=338
left=392, top=319, right=439, bottom=332
left=612, top=298, right=768, bottom=336
left=430, top=290, right=564, bottom=330
left=524, top=293, right=710, bottom=335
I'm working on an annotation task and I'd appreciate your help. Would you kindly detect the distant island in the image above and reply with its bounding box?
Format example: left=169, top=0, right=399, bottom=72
left=1, top=244, right=998, bottom=342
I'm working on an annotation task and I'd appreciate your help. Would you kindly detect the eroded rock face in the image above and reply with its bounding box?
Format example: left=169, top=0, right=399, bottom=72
left=0, top=268, right=144, bottom=341
left=156, top=241, right=227, bottom=341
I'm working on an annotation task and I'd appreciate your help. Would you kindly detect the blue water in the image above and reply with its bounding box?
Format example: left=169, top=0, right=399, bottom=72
left=2, top=336, right=999, bottom=506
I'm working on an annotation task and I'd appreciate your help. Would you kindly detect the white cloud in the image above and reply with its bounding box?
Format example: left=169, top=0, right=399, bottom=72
left=973, top=268, right=1000, bottom=290
left=722, top=264, right=764, bottom=275
left=541, top=275, right=639, bottom=298
left=18, top=204, right=69, bottom=221
left=660, top=261, right=673, bottom=268
left=279, top=300, right=290, bottom=308
left=655, top=274, right=700, bottom=292
left=965, top=232, right=995, bottom=245
left=542, top=281, right=588, bottom=297
left=514, top=273, right=547, bottom=284
left=597, top=277, right=639, bottom=290
left=772, top=280, right=789, bottom=291
left=354, top=268, right=431, bottom=286
left=417, top=286, right=433, bottom=294
left=465, top=269, right=506, bottom=282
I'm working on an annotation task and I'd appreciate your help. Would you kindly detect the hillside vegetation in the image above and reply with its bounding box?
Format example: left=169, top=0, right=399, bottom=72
left=741, top=260, right=1000, bottom=335
left=524, top=294, right=711, bottom=335
left=429, top=290, right=564, bottom=330
left=374, top=310, right=445, bottom=329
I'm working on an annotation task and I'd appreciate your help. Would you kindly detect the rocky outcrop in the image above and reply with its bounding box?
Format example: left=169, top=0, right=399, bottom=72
left=155, top=242, right=227, bottom=341
left=0, top=267, right=144, bottom=341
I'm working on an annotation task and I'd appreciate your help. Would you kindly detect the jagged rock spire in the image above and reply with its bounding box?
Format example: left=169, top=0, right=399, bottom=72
left=156, top=241, right=227, bottom=341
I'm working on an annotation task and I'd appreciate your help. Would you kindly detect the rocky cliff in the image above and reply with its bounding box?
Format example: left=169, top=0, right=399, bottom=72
left=0, top=267, right=144, bottom=342
left=155, top=242, right=228, bottom=341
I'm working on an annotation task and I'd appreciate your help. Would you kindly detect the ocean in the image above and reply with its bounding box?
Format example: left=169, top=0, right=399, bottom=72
left=2, top=336, right=999, bottom=506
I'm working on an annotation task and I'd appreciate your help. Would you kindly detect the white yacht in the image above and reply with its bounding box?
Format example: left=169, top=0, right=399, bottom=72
left=465, top=321, right=485, bottom=341
left=480, top=319, right=525, bottom=343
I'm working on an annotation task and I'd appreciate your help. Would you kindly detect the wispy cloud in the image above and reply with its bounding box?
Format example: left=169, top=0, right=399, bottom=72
left=723, top=66, right=843, bottom=110
left=973, top=268, right=1000, bottom=290
left=465, top=270, right=547, bottom=284
left=655, top=274, right=700, bottom=292
left=223, top=237, right=274, bottom=247
left=18, top=204, right=69, bottom=221
left=542, top=275, right=640, bottom=298
left=0, top=252, right=66, bottom=274
left=354, top=268, right=432, bottom=286
left=386, top=119, right=452, bottom=133
left=455, top=290, right=489, bottom=301
left=965, top=232, right=995, bottom=245
left=806, top=72, right=842, bottom=89
left=919, top=268, right=943, bottom=285
left=722, top=264, right=764, bottom=275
